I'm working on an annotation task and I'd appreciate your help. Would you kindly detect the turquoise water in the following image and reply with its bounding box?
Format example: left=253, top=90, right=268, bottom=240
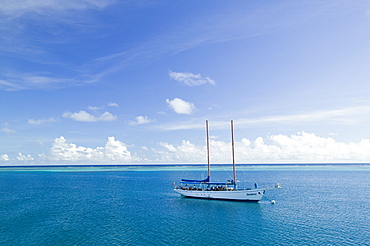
left=0, top=165, right=369, bottom=245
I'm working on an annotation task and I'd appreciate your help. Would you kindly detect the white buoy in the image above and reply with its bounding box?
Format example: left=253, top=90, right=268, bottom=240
left=271, top=200, right=276, bottom=204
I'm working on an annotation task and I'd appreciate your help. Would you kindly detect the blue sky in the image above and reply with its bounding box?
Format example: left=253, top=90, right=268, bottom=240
left=2, top=0, right=370, bottom=165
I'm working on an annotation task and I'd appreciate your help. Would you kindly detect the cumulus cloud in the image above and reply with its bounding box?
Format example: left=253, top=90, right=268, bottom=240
left=63, top=110, right=117, bottom=122
left=0, top=154, right=9, bottom=161
left=4, top=131, right=370, bottom=165
left=261, top=132, right=370, bottom=163
left=28, top=117, right=56, bottom=125
left=50, top=136, right=135, bottom=162
left=166, top=98, right=195, bottom=115
left=154, top=132, right=370, bottom=164
left=169, top=71, right=215, bottom=86
left=130, top=116, right=154, bottom=125
left=155, top=141, right=204, bottom=163
left=16, top=153, right=34, bottom=161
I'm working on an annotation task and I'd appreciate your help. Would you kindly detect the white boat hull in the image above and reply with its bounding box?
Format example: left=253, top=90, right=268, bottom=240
left=174, top=188, right=265, bottom=202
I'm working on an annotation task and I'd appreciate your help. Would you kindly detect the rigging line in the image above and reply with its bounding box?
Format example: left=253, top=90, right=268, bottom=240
left=217, top=164, right=234, bottom=181
left=233, top=124, right=252, bottom=182
left=234, top=124, right=282, bottom=187
left=234, top=124, right=275, bottom=186
left=208, top=125, right=234, bottom=181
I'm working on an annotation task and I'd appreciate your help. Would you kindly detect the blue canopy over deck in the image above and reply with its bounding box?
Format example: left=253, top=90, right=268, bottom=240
left=180, top=177, right=235, bottom=186
left=181, top=176, right=210, bottom=183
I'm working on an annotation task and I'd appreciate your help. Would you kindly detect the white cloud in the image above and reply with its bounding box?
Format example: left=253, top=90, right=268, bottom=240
left=130, top=116, right=155, bottom=125
left=0, top=80, right=24, bottom=91
left=253, top=132, right=370, bottom=163
left=0, top=72, right=82, bottom=91
left=1, top=127, right=15, bottom=133
left=28, top=117, right=57, bottom=125
left=235, top=105, right=370, bottom=128
left=1, top=123, right=15, bottom=133
left=0, top=73, right=80, bottom=91
left=156, top=105, right=370, bottom=131
left=87, top=106, right=103, bottom=111
left=108, top=102, right=119, bottom=107
left=3, top=131, right=370, bottom=164
left=159, top=142, right=177, bottom=152
left=88, top=102, right=119, bottom=111
left=104, top=137, right=133, bottom=161
left=166, top=98, right=195, bottom=115
left=154, top=132, right=370, bottom=164
left=261, top=132, right=370, bottom=163
left=63, top=110, right=117, bottom=122
left=169, top=71, right=215, bottom=86
left=98, top=112, right=117, bottom=121
left=50, top=136, right=135, bottom=162
left=16, top=153, right=34, bottom=161
left=0, top=0, right=116, bottom=91
left=155, top=140, right=204, bottom=163
left=63, top=111, right=94, bottom=122
left=0, top=0, right=114, bottom=17
left=0, top=154, right=9, bottom=161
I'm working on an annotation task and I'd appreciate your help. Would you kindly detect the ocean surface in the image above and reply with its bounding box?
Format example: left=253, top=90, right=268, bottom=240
left=0, top=165, right=369, bottom=245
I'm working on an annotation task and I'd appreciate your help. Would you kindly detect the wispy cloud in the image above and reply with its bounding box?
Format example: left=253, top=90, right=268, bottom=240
left=1, top=1, right=363, bottom=92
left=108, top=102, right=119, bottom=107
left=1, top=123, right=16, bottom=133
left=0, top=80, right=25, bottom=91
left=85, top=4, right=288, bottom=82
left=0, top=0, right=114, bottom=18
left=90, top=2, right=325, bottom=79
left=0, top=71, right=82, bottom=91
left=87, top=106, right=103, bottom=111
left=28, top=118, right=57, bottom=125
left=169, top=71, right=215, bottom=86
left=156, top=105, right=370, bottom=131
left=63, top=110, right=117, bottom=122
left=88, top=102, right=119, bottom=111
left=0, top=0, right=115, bottom=53
left=87, top=2, right=366, bottom=86
left=0, top=0, right=115, bottom=91
left=236, top=105, right=370, bottom=126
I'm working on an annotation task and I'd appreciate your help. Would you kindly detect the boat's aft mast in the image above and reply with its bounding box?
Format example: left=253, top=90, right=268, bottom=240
left=206, top=120, right=210, bottom=179
left=231, top=120, right=237, bottom=189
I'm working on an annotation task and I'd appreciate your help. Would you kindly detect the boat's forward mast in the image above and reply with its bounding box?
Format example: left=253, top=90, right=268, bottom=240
left=206, top=120, right=211, bottom=181
left=231, top=120, right=237, bottom=190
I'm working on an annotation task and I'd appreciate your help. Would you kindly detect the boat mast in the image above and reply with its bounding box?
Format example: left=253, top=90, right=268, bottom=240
left=206, top=120, right=211, bottom=179
left=231, top=120, right=237, bottom=189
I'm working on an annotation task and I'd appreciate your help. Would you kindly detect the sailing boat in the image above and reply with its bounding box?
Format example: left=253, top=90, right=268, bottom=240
left=174, top=120, right=274, bottom=202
